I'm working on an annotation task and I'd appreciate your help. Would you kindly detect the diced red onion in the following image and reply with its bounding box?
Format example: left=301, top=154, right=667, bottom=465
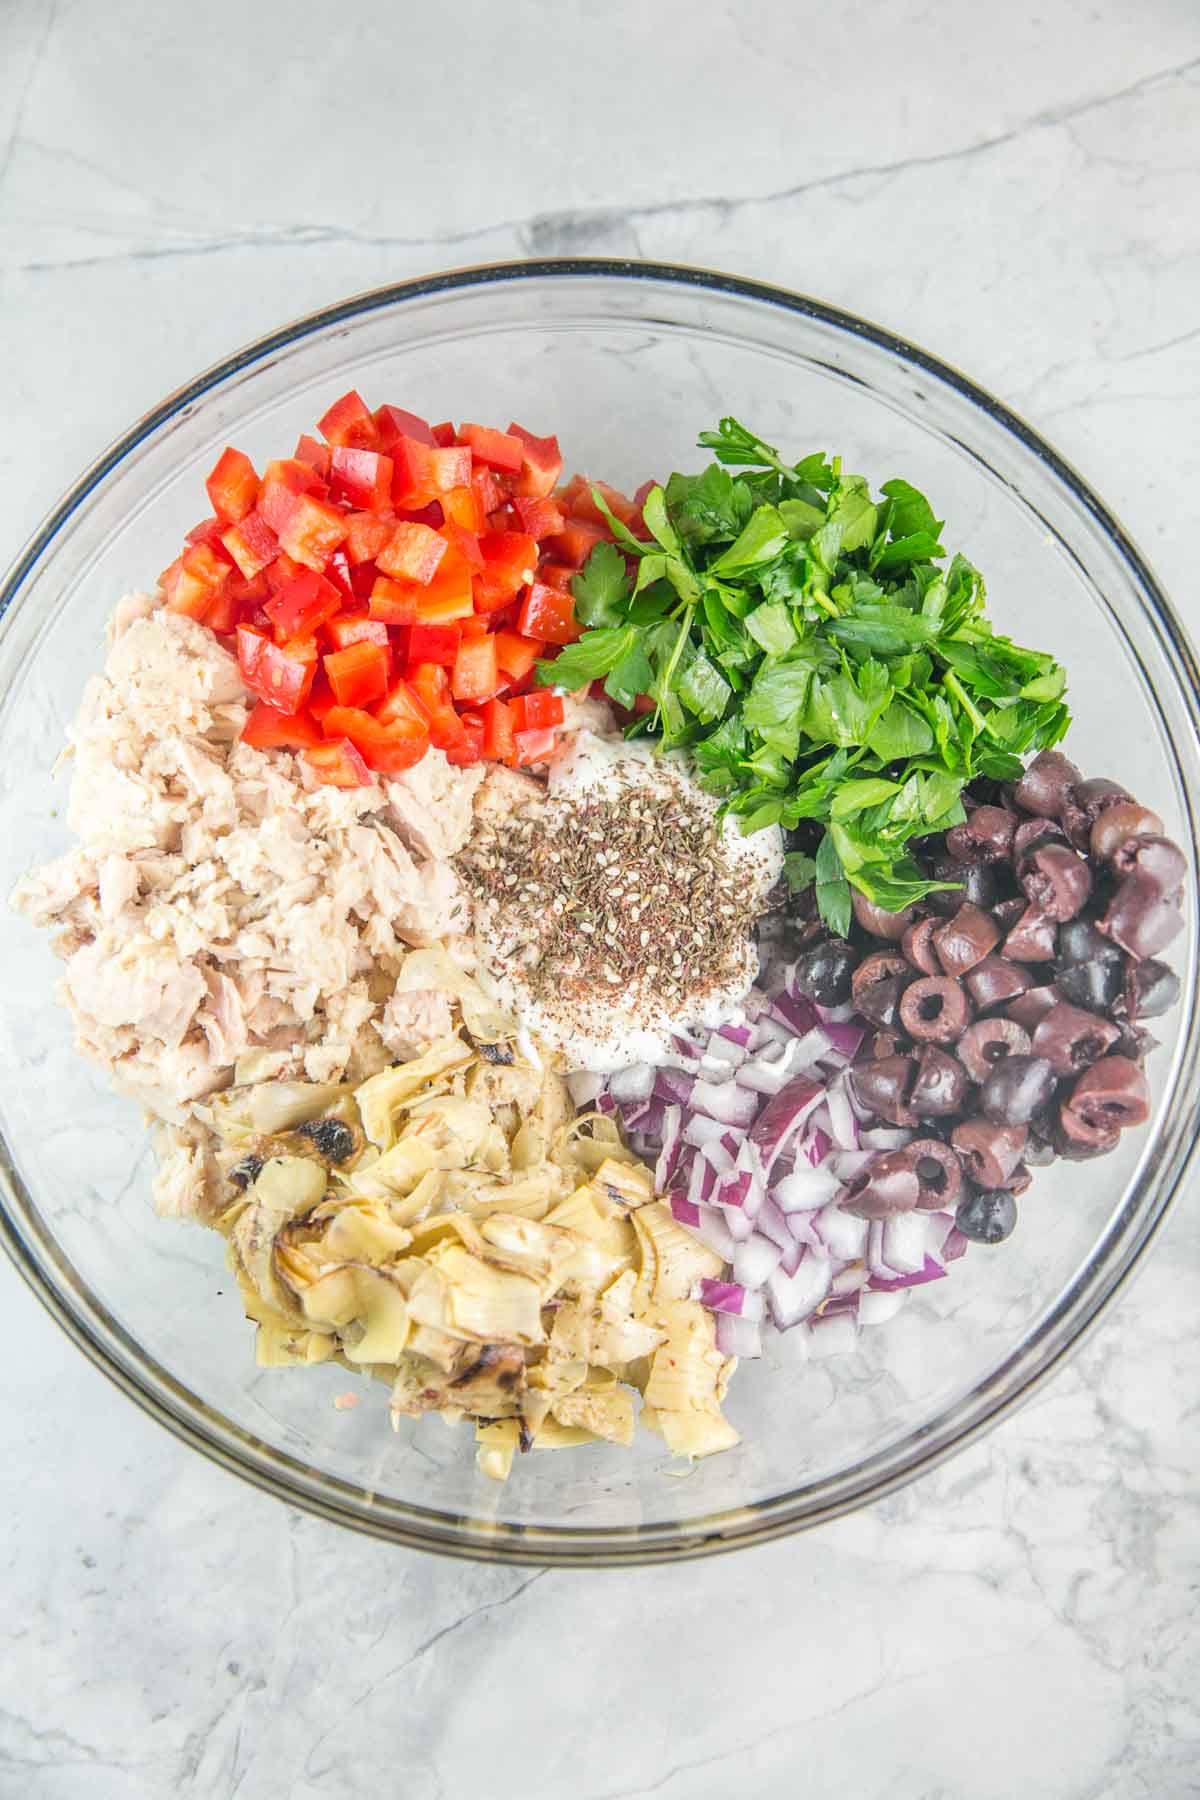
left=607, top=1064, right=655, bottom=1105
left=770, top=994, right=821, bottom=1037
left=859, top=1126, right=913, bottom=1151
left=699, top=1278, right=765, bottom=1322
left=682, top=1112, right=733, bottom=1151
left=721, top=1201, right=755, bottom=1242
left=867, top=1221, right=899, bottom=1282
left=808, top=1312, right=859, bottom=1358
left=814, top=1203, right=869, bottom=1261
left=717, top=1022, right=753, bottom=1048
left=820, top=1018, right=866, bottom=1060
left=827, top=1149, right=874, bottom=1181
left=799, top=1126, right=833, bottom=1167
left=733, top=1233, right=784, bottom=1289
left=859, top=1287, right=909, bottom=1325
left=923, top=1211, right=957, bottom=1264
left=687, top=1155, right=717, bottom=1208
left=830, top=1263, right=869, bottom=1295
left=815, top=1001, right=856, bottom=1025
left=621, top=1100, right=651, bottom=1131
left=654, top=1106, right=683, bottom=1192
left=596, top=1091, right=617, bottom=1115
left=869, top=1255, right=947, bottom=1293
left=754, top=1195, right=794, bottom=1254
left=702, top=1032, right=748, bottom=1071
left=750, top=1015, right=794, bottom=1052
left=786, top=1210, right=824, bottom=1250
left=824, top=1076, right=860, bottom=1149
left=715, top=1312, right=763, bottom=1359
left=771, top=1164, right=841, bottom=1212
left=941, top=1227, right=970, bottom=1264
left=690, top=1078, right=759, bottom=1129
left=716, top=1169, right=754, bottom=1211
left=776, top=1233, right=806, bottom=1277
left=881, top=1212, right=929, bottom=1276
left=669, top=1193, right=700, bottom=1229
left=766, top=1251, right=832, bottom=1329
left=654, top=1068, right=695, bottom=1108
left=749, top=1078, right=824, bottom=1170
left=700, top=1136, right=736, bottom=1176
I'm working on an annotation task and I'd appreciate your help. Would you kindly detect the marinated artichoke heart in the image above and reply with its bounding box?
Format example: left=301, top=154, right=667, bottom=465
left=200, top=1019, right=739, bottom=1480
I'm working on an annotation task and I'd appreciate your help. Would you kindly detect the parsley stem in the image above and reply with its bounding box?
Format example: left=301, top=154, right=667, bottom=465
left=943, top=669, right=992, bottom=737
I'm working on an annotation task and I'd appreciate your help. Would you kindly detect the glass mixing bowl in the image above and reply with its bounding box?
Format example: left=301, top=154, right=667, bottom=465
left=1, top=261, right=1197, bottom=1566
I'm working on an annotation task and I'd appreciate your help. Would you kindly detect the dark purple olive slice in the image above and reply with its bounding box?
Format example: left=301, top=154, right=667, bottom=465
left=926, top=857, right=995, bottom=914
left=932, top=904, right=1001, bottom=978
left=1018, top=843, right=1092, bottom=922
left=945, top=805, right=1018, bottom=864
left=851, top=891, right=919, bottom=942
left=979, top=1054, right=1058, bottom=1126
left=841, top=1149, right=921, bottom=1219
left=1056, top=918, right=1121, bottom=969
left=791, top=940, right=858, bottom=1007
left=1002, top=906, right=1057, bottom=963
left=848, top=1055, right=916, bottom=1127
left=991, top=895, right=1027, bottom=932
left=1031, top=1002, right=1120, bottom=1075
left=951, top=1118, right=1028, bottom=1187
left=909, top=1045, right=972, bottom=1117
left=1055, top=1108, right=1121, bottom=1159
left=850, top=951, right=913, bottom=1027
left=1112, top=834, right=1187, bottom=892
left=907, top=1139, right=964, bottom=1211
left=1101, top=875, right=1185, bottom=960
left=898, top=976, right=973, bottom=1045
left=956, top=1187, right=1018, bottom=1243
left=1013, top=817, right=1067, bottom=861
left=1064, top=1055, right=1151, bottom=1130
left=956, top=1016, right=1032, bottom=1083
left=965, top=956, right=1033, bottom=1012
left=1123, top=958, right=1181, bottom=1022
left=1056, top=956, right=1123, bottom=1013
left=1062, top=777, right=1130, bottom=851
left=1090, top=801, right=1164, bottom=862
left=901, top=916, right=942, bottom=975
left=1004, top=984, right=1061, bottom=1031
left=1013, top=751, right=1081, bottom=820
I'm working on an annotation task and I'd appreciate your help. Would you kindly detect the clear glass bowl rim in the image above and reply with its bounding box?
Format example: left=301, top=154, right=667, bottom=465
left=2, top=256, right=1198, bottom=1566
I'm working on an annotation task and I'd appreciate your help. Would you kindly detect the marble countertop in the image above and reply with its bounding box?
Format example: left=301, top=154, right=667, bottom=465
left=2, top=3, right=1198, bottom=1794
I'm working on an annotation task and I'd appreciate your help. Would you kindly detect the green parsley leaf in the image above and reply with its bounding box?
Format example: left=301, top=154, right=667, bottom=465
left=814, top=831, right=852, bottom=937
left=744, top=601, right=798, bottom=656
left=571, top=540, right=631, bottom=629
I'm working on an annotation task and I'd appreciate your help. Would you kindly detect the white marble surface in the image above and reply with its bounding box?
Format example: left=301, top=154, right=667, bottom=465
left=2, top=3, right=1199, bottom=1795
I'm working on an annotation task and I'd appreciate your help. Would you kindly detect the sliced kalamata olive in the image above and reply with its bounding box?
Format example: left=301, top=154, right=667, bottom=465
left=1013, top=750, right=1081, bottom=820
left=1002, top=906, right=1057, bottom=963
left=850, top=951, right=913, bottom=1028
left=841, top=1149, right=921, bottom=1219
left=945, top=805, right=1018, bottom=864
left=1112, top=834, right=1187, bottom=892
left=909, top=1044, right=972, bottom=1117
left=1005, top=984, right=1062, bottom=1031
left=898, top=975, right=973, bottom=1044
left=965, top=956, right=1033, bottom=1012
left=866, top=1029, right=902, bottom=1061
left=991, top=895, right=1027, bottom=932
left=1056, top=918, right=1120, bottom=969
left=1089, top=801, right=1164, bottom=862
left=1018, top=843, right=1092, bottom=922
left=1062, top=777, right=1129, bottom=851
left=1101, top=875, right=1185, bottom=960
left=979, top=1054, right=1058, bottom=1126
left=951, top=1118, right=1028, bottom=1187
left=1023, top=1133, right=1057, bottom=1168
left=790, top=940, right=858, bottom=1007
left=932, top=904, right=1001, bottom=978
left=1122, top=957, right=1181, bottom=1022
left=1057, top=956, right=1124, bottom=1013
left=1054, top=1107, right=1120, bottom=1159
left=849, top=1055, right=916, bottom=1126
left=1064, top=1055, right=1151, bottom=1130
left=1112, top=1025, right=1158, bottom=1065
left=1031, top=1002, right=1120, bottom=1075
left=926, top=857, right=995, bottom=914
left=906, top=1138, right=964, bottom=1210
left=901, top=916, right=942, bottom=975
left=851, top=892, right=919, bottom=942
left=956, top=1187, right=1018, bottom=1243
left=956, top=1016, right=1032, bottom=1083
left=1013, top=817, right=1067, bottom=860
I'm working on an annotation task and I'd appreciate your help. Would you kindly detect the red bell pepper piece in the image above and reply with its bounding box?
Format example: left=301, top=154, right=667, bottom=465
left=367, top=576, right=420, bottom=625
left=321, top=706, right=429, bottom=773
left=508, top=423, right=563, bottom=499
left=184, top=516, right=234, bottom=553
left=459, top=424, right=524, bottom=472
left=474, top=530, right=538, bottom=612
left=205, top=447, right=259, bottom=524
left=492, top=630, right=545, bottom=683
left=276, top=493, right=348, bottom=571
left=427, top=445, right=472, bottom=493
left=343, top=511, right=395, bottom=565
left=414, top=552, right=474, bottom=621
left=440, top=520, right=484, bottom=572
left=471, top=465, right=503, bottom=517
left=303, top=737, right=373, bottom=788
left=257, top=458, right=326, bottom=533
left=375, top=677, right=432, bottom=731
left=441, top=485, right=484, bottom=533
left=329, top=447, right=394, bottom=513
left=324, top=640, right=391, bottom=709
left=481, top=697, right=515, bottom=762
left=264, top=551, right=306, bottom=593
left=537, top=559, right=577, bottom=592
left=406, top=662, right=466, bottom=749
left=510, top=691, right=564, bottom=732
left=376, top=521, right=447, bottom=585
left=238, top=628, right=318, bottom=714
left=265, top=568, right=342, bottom=643
left=390, top=436, right=438, bottom=507
left=546, top=518, right=605, bottom=569
left=222, top=511, right=280, bottom=581
left=408, top=622, right=461, bottom=666
left=518, top=581, right=580, bottom=645
left=162, top=541, right=232, bottom=620
left=445, top=711, right=486, bottom=767
left=294, top=434, right=332, bottom=478
left=430, top=420, right=457, bottom=447
left=514, top=494, right=566, bottom=540
left=326, top=613, right=390, bottom=653
left=511, top=725, right=560, bottom=767
left=317, top=390, right=379, bottom=450
left=451, top=634, right=499, bottom=705
left=374, top=405, right=437, bottom=450
left=241, top=702, right=324, bottom=751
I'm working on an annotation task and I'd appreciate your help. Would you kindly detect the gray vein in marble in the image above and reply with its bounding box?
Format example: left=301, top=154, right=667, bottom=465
left=0, top=0, right=58, bottom=195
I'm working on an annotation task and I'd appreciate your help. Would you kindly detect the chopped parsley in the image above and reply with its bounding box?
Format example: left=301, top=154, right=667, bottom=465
left=537, top=417, right=1070, bottom=932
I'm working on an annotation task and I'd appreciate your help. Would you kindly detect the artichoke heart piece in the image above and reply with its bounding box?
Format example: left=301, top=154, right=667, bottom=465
left=545, top=1185, right=638, bottom=1265
left=228, top=1157, right=328, bottom=1318
left=404, top=1097, right=502, bottom=1169
left=255, top=1317, right=339, bottom=1368
left=642, top=1405, right=740, bottom=1460
left=591, top=1157, right=655, bottom=1211
left=548, top=1294, right=666, bottom=1367
left=300, top=1263, right=412, bottom=1365
left=643, top=1301, right=730, bottom=1416
left=633, top=1201, right=725, bottom=1302
left=475, top=1418, right=521, bottom=1481
left=551, top=1374, right=636, bottom=1447
left=307, top=1196, right=414, bottom=1263
left=346, top=1135, right=439, bottom=1202
left=410, top=1246, right=547, bottom=1346
left=355, top=1037, right=473, bottom=1150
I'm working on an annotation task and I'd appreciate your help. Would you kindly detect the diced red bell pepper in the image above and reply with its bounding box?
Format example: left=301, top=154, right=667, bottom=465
left=368, top=576, right=420, bottom=625
left=277, top=493, right=348, bottom=571
left=510, top=691, right=564, bottom=732
left=323, top=548, right=356, bottom=602
left=202, top=588, right=243, bottom=635
left=324, top=640, right=391, bottom=709
left=537, top=559, right=576, bottom=592
left=317, top=390, right=379, bottom=451
left=375, top=677, right=432, bottom=731
left=163, top=541, right=232, bottom=620
left=390, top=436, right=439, bottom=507
left=374, top=404, right=437, bottom=450
left=459, top=614, right=488, bottom=639
left=427, top=445, right=472, bottom=493
left=514, top=494, right=566, bottom=540
left=294, top=434, right=332, bottom=478
left=441, top=520, right=484, bottom=571
left=406, top=662, right=466, bottom=748
left=238, top=627, right=318, bottom=714
left=492, top=630, right=545, bottom=682
left=408, top=621, right=461, bottom=666
left=321, top=706, right=429, bottom=773
left=205, top=447, right=259, bottom=524
left=343, top=510, right=395, bottom=565
left=547, top=518, right=605, bottom=568
left=376, top=520, right=447, bottom=584
left=566, top=476, right=642, bottom=531
left=307, top=671, right=337, bottom=724
left=257, top=458, right=326, bottom=533
left=459, top=424, right=524, bottom=472
left=184, top=516, right=234, bottom=553
left=241, top=701, right=323, bottom=751
left=264, top=568, right=342, bottom=643
left=471, top=465, right=503, bottom=517
left=303, top=737, right=373, bottom=788
left=430, top=420, right=457, bottom=448
left=326, top=613, right=390, bottom=653
left=222, top=511, right=280, bottom=580
left=329, top=447, right=394, bottom=513
left=474, top=530, right=538, bottom=612
left=518, top=581, right=580, bottom=645
left=481, top=696, right=515, bottom=762
left=511, top=725, right=560, bottom=767
left=451, top=633, right=499, bottom=705
left=265, top=551, right=306, bottom=593
left=415, top=552, right=474, bottom=621
left=441, top=485, right=484, bottom=533
left=508, top=423, right=563, bottom=499
left=445, top=711, right=486, bottom=767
